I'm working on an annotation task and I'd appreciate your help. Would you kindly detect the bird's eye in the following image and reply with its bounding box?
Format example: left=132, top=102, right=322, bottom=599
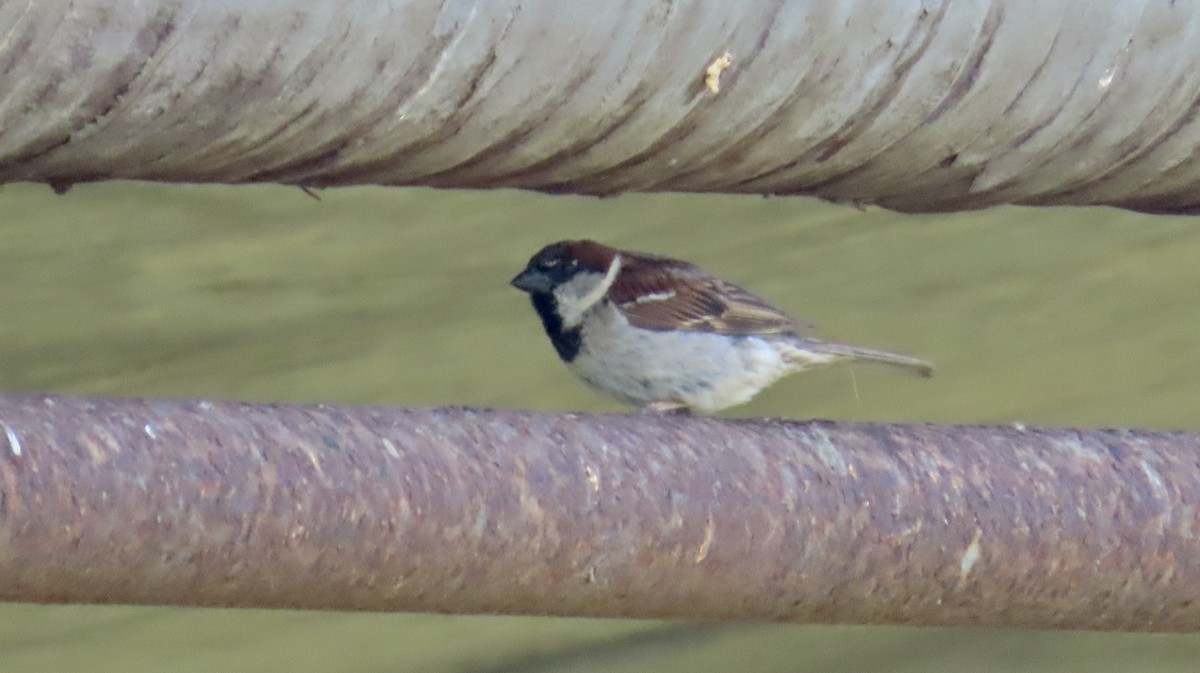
left=538, top=258, right=560, bottom=270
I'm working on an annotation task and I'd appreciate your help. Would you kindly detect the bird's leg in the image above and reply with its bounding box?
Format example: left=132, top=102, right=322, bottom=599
left=640, top=400, right=692, bottom=415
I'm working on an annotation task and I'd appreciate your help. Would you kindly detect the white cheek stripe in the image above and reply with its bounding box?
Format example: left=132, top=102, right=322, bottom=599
left=576, top=253, right=622, bottom=315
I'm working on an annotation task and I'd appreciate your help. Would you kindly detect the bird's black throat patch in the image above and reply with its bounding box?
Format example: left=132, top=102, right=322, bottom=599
left=530, top=293, right=581, bottom=362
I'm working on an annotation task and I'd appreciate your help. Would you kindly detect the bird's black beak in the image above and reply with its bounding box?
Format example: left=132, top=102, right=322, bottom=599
left=511, top=268, right=555, bottom=294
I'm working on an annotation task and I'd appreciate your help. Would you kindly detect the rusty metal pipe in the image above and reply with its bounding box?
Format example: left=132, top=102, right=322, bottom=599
left=0, top=395, right=1197, bottom=631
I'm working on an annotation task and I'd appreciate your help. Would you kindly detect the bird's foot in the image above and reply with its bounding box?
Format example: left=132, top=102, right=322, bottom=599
left=639, top=401, right=692, bottom=416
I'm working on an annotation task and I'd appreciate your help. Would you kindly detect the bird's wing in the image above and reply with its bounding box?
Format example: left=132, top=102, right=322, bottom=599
left=607, top=256, right=813, bottom=336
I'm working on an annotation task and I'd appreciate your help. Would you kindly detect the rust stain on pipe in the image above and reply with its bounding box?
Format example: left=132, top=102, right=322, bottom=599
left=0, top=395, right=1198, bottom=632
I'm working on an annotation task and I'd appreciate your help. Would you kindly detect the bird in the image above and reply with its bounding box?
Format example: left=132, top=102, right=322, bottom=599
left=510, top=240, right=933, bottom=414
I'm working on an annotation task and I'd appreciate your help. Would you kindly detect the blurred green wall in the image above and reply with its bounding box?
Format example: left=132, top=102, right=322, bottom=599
left=1, top=183, right=1198, bottom=672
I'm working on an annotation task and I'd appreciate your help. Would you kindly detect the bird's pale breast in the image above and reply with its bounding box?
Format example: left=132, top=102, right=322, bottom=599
left=567, top=301, right=794, bottom=412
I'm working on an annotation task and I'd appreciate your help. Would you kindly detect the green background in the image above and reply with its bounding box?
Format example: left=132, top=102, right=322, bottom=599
left=1, top=183, right=1198, bottom=671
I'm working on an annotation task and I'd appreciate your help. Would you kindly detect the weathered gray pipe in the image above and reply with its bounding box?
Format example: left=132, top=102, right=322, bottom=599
left=2, top=1, right=1200, bottom=213
left=0, top=395, right=1198, bottom=631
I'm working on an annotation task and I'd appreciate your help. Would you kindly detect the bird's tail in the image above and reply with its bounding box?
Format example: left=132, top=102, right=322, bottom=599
left=783, top=339, right=935, bottom=377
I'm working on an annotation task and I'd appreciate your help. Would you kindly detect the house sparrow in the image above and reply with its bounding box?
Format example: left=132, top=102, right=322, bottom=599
left=511, top=240, right=933, bottom=413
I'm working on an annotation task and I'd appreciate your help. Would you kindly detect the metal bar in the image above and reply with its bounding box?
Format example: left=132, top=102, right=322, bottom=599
left=3, top=1, right=1200, bottom=213
left=0, top=395, right=1197, bottom=630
